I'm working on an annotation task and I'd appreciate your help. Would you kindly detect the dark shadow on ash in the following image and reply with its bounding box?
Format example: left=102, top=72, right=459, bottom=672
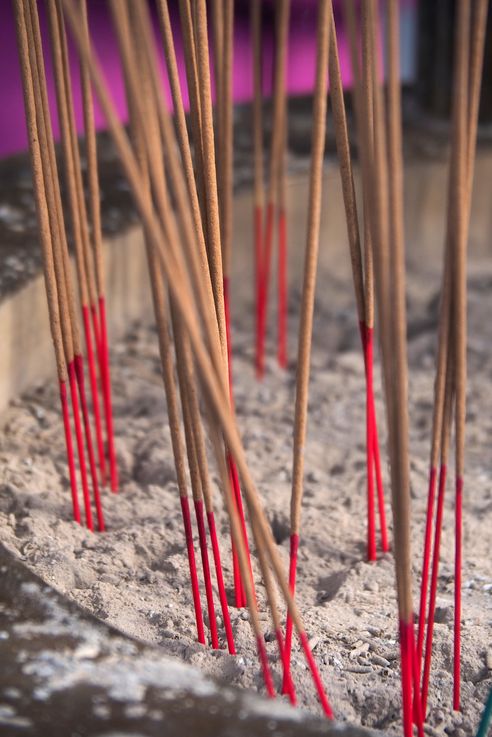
left=316, top=570, right=349, bottom=604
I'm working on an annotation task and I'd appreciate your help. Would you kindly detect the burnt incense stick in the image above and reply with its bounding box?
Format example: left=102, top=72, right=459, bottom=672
left=256, top=0, right=290, bottom=378
left=251, top=0, right=264, bottom=372
left=62, top=1, right=332, bottom=712
left=13, top=0, right=81, bottom=526
left=282, top=0, right=331, bottom=694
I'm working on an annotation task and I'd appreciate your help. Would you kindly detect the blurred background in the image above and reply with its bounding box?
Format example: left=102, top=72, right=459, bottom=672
left=0, top=0, right=490, bottom=159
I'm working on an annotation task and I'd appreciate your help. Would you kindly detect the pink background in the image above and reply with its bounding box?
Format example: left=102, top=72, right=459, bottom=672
left=0, top=1, right=416, bottom=158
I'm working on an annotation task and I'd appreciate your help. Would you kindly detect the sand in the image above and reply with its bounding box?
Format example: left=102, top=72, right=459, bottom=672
left=0, top=264, right=491, bottom=736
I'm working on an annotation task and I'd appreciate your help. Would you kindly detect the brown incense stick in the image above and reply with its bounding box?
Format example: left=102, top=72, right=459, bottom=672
left=79, top=0, right=119, bottom=493
left=450, top=0, right=470, bottom=713
left=191, top=0, right=228, bottom=364
left=251, top=0, right=264, bottom=364
left=155, top=0, right=207, bottom=262
left=283, top=0, right=331, bottom=690
left=220, top=0, right=234, bottom=282
left=256, top=0, right=290, bottom=377
left=385, top=2, right=418, bottom=734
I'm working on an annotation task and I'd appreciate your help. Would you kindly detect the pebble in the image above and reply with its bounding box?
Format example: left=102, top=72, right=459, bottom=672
left=485, top=650, right=492, bottom=670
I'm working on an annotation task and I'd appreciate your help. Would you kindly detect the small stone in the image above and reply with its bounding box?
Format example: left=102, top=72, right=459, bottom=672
left=485, top=650, right=492, bottom=670
left=363, top=579, right=379, bottom=593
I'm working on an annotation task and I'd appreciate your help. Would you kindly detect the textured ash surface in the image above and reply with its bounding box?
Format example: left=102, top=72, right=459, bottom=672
left=0, top=262, right=491, bottom=736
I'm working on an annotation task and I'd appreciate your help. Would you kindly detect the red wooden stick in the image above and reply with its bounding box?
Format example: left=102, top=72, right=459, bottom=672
left=364, top=325, right=377, bottom=561
left=399, top=619, right=414, bottom=737
left=410, top=621, right=425, bottom=737
left=194, top=498, right=219, bottom=648
left=256, top=635, right=276, bottom=698
left=276, top=627, right=296, bottom=705
left=59, top=378, right=81, bottom=524
left=299, top=631, right=334, bottom=718
left=99, top=296, right=119, bottom=492
left=417, top=466, right=437, bottom=664
left=68, top=359, right=93, bottom=531
left=82, top=305, right=106, bottom=486
left=367, top=329, right=389, bottom=553
left=454, top=476, right=463, bottom=711
left=207, top=509, right=236, bottom=654
left=282, top=531, right=299, bottom=694
left=228, top=453, right=255, bottom=608
left=74, top=354, right=105, bottom=532
left=256, top=201, right=274, bottom=379
left=180, top=495, right=206, bottom=645
left=421, top=463, right=447, bottom=714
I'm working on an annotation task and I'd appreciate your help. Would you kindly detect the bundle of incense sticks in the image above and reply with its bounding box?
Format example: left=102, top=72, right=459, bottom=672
left=14, top=0, right=107, bottom=533
left=15, top=0, right=488, bottom=731
left=418, top=0, right=488, bottom=716
left=53, top=0, right=332, bottom=714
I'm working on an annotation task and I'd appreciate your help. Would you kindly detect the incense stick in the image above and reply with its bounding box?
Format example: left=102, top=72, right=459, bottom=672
left=256, top=0, right=290, bottom=378
left=79, top=0, right=118, bottom=494
left=282, top=0, right=331, bottom=694
left=251, top=0, right=264, bottom=376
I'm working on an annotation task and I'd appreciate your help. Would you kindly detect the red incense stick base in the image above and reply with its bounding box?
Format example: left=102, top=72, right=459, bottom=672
left=59, top=378, right=81, bottom=524
left=180, top=495, right=205, bottom=645
left=194, top=498, right=219, bottom=649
